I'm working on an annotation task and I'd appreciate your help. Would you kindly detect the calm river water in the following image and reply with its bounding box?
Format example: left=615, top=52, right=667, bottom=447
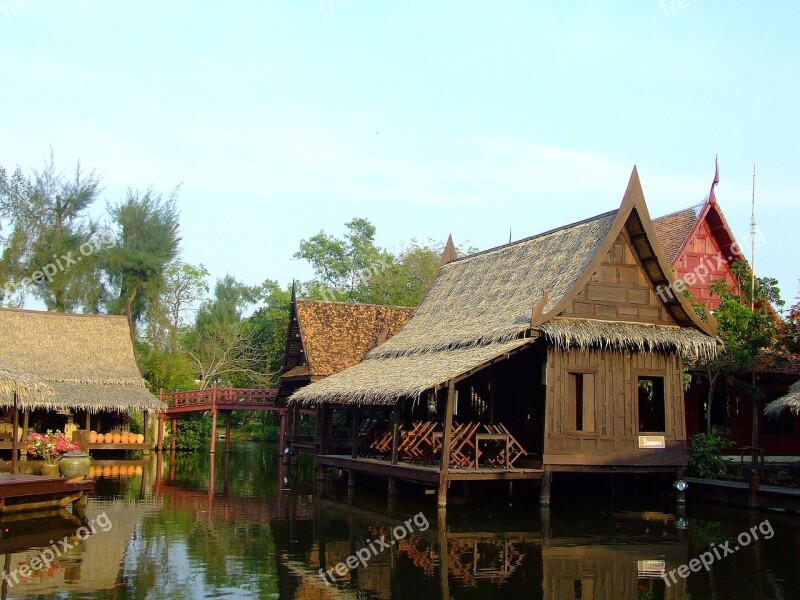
left=2, top=443, right=798, bottom=599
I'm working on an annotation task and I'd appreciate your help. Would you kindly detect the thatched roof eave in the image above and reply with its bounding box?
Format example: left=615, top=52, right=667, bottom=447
left=765, top=381, right=800, bottom=417
left=536, top=318, right=719, bottom=361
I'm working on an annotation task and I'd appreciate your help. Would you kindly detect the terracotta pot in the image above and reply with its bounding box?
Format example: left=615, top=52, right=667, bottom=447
left=59, top=451, right=91, bottom=482
left=112, top=433, right=121, bottom=444
left=136, top=434, right=145, bottom=444
left=40, top=462, right=60, bottom=477
left=88, top=431, right=98, bottom=444
left=120, top=432, right=130, bottom=444
left=96, top=433, right=105, bottom=443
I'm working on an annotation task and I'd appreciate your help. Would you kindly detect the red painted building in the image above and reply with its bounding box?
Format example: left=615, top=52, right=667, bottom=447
left=654, top=169, right=800, bottom=457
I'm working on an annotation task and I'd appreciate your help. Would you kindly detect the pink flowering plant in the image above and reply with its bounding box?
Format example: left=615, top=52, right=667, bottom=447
left=26, top=430, right=80, bottom=464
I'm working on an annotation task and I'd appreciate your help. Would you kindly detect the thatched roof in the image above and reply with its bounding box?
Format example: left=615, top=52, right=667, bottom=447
left=0, top=308, right=163, bottom=413
left=291, top=339, right=530, bottom=406
left=294, top=300, right=414, bottom=377
left=0, top=362, right=54, bottom=407
left=765, top=381, right=800, bottom=417
left=538, top=318, right=717, bottom=361
left=652, top=204, right=702, bottom=263
left=290, top=168, right=717, bottom=407
left=370, top=212, right=616, bottom=358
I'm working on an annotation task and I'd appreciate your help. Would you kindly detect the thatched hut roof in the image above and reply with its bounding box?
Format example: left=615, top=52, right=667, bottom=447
left=294, top=300, right=414, bottom=377
left=0, top=362, right=54, bottom=408
left=0, top=308, right=163, bottom=413
left=537, top=318, right=717, bottom=361
left=291, top=338, right=530, bottom=406
left=290, top=168, right=717, bottom=407
left=765, top=381, right=800, bottom=417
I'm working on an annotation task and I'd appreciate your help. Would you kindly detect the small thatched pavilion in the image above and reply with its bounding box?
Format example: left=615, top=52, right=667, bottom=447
left=290, top=168, right=718, bottom=507
left=0, top=308, right=164, bottom=455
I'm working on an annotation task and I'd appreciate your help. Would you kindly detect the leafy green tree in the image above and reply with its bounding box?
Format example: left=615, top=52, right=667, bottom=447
left=135, top=340, right=197, bottom=393
left=0, top=154, right=103, bottom=311
left=692, top=260, right=779, bottom=436
left=247, top=280, right=298, bottom=381
left=102, top=188, right=181, bottom=325
left=185, top=276, right=267, bottom=388
left=294, top=217, right=392, bottom=303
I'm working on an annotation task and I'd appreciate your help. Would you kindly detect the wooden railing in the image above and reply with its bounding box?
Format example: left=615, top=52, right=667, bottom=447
left=162, top=386, right=278, bottom=410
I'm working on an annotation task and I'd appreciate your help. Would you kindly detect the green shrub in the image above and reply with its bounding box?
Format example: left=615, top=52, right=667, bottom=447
left=686, top=433, right=734, bottom=479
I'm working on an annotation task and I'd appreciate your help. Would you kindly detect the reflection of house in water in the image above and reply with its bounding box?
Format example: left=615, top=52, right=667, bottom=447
left=275, top=497, right=689, bottom=600
left=0, top=500, right=159, bottom=597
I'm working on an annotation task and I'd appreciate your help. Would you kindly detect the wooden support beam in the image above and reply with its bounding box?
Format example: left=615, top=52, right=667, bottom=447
left=225, top=412, right=232, bottom=453
left=210, top=410, right=218, bottom=454
left=278, top=410, right=287, bottom=457
left=20, top=409, right=29, bottom=462
left=11, top=397, right=19, bottom=475
left=438, top=380, right=456, bottom=508
left=539, top=467, right=552, bottom=507
left=390, top=402, right=401, bottom=465
left=319, top=405, right=330, bottom=455
left=171, top=418, right=177, bottom=452
left=351, top=407, right=361, bottom=459
left=157, top=415, right=165, bottom=451
left=143, top=411, right=149, bottom=444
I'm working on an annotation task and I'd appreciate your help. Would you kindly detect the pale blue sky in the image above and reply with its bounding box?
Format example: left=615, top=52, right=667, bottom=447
left=1, top=1, right=798, bottom=307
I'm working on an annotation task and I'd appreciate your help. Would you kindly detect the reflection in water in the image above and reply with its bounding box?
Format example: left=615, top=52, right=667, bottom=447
left=0, top=443, right=797, bottom=599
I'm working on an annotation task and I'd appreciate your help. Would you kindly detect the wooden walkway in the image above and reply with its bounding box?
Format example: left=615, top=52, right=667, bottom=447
left=687, top=476, right=800, bottom=512
left=0, top=474, right=94, bottom=514
left=316, top=455, right=544, bottom=485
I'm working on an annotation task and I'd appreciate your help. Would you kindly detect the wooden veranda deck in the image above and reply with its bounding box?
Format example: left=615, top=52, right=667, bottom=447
left=316, top=454, right=544, bottom=484
left=0, top=474, right=94, bottom=514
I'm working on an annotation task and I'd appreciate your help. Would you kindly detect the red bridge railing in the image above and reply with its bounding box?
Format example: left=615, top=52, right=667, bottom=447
left=161, top=386, right=279, bottom=410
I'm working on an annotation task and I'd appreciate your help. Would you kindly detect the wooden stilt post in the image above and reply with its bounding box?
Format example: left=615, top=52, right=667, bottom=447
left=438, top=381, right=456, bottom=508
left=225, top=412, right=232, bottom=453
left=390, top=402, right=402, bottom=465
left=278, top=410, right=287, bottom=457
left=210, top=409, right=218, bottom=454
left=142, top=410, right=150, bottom=455
left=171, top=418, right=177, bottom=452
left=539, top=467, right=552, bottom=507
left=438, top=508, right=449, bottom=599
left=20, top=409, right=29, bottom=462
left=351, top=407, right=361, bottom=460
left=157, top=415, right=164, bottom=451
left=11, top=394, right=19, bottom=475
left=388, top=476, right=398, bottom=496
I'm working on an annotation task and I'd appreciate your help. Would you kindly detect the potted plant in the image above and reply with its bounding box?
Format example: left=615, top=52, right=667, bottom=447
left=26, top=430, right=81, bottom=477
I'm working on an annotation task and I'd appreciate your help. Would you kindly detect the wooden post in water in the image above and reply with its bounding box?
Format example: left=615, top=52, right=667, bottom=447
left=225, top=412, right=232, bottom=453
left=539, top=467, right=552, bottom=507
left=438, top=381, right=456, bottom=508
left=11, top=393, right=19, bottom=475
left=20, top=409, right=29, bottom=462
left=210, top=410, right=218, bottom=454
left=142, top=410, right=150, bottom=455
left=171, top=418, right=177, bottom=452
left=157, top=415, right=164, bottom=451
left=278, top=409, right=287, bottom=457
left=390, top=402, right=401, bottom=465
left=351, top=407, right=361, bottom=460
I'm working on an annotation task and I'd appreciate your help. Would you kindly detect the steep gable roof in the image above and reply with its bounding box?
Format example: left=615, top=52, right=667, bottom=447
left=653, top=205, right=703, bottom=263
left=294, top=300, right=414, bottom=377
left=291, top=168, right=718, bottom=406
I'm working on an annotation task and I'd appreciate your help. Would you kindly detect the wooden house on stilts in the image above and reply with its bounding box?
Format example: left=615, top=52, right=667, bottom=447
left=289, top=168, right=718, bottom=508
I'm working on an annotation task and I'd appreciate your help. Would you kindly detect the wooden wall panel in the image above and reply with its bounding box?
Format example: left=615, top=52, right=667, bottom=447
left=543, top=348, right=687, bottom=467
left=559, top=231, right=677, bottom=325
